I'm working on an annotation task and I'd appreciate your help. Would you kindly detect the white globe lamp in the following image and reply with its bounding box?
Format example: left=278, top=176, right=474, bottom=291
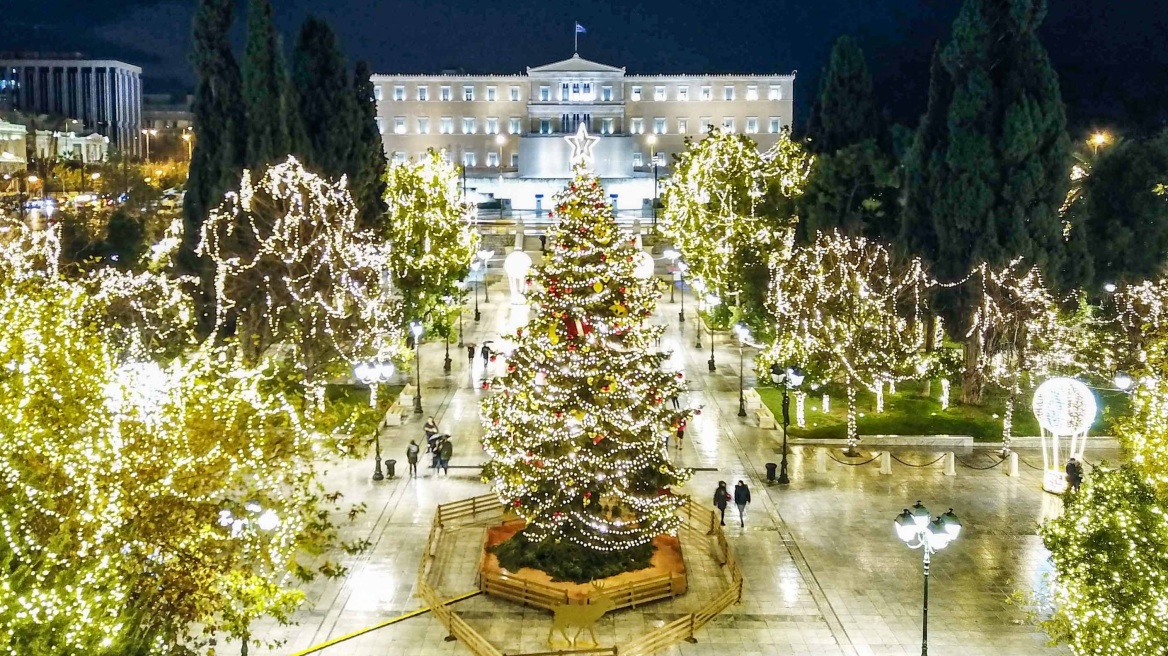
left=1032, top=377, right=1097, bottom=494
left=503, top=251, right=533, bottom=305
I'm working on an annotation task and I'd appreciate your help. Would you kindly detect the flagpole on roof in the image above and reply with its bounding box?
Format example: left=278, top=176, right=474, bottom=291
left=574, top=22, right=578, bottom=53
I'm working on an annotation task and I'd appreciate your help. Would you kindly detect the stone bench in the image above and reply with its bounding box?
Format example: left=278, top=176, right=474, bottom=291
left=398, top=383, right=417, bottom=408
left=753, top=406, right=775, bottom=429
left=743, top=388, right=763, bottom=411
left=383, top=401, right=404, bottom=427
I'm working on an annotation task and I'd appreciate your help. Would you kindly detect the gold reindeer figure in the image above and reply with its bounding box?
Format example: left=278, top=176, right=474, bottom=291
left=547, top=581, right=617, bottom=648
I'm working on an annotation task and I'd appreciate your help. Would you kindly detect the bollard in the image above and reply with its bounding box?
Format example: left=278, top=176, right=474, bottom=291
left=385, top=459, right=397, bottom=479
left=765, top=462, right=778, bottom=483
left=944, top=452, right=956, bottom=476
left=1007, top=451, right=1019, bottom=477
left=879, top=451, right=892, bottom=475
left=816, top=448, right=828, bottom=473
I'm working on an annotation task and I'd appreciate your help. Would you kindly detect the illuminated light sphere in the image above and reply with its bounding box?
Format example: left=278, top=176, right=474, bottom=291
left=256, top=510, right=280, bottom=531
left=1032, top=377, right=1097, bottom=436
left=504, top=251, right=533, bottom=305
left=633, top=251, right=655, bottom=279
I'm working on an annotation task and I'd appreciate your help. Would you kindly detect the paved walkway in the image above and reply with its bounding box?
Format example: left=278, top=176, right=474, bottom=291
left=250, top=280, right=1105, bottom=656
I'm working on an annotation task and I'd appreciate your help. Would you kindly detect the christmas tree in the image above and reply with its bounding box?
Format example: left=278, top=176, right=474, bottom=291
left=482, top=167, right=691, bottom=580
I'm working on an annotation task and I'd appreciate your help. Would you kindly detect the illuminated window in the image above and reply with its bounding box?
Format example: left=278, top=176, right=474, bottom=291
left=699, top=116, right=712, bottom=133
left=417, top=85, right=428, bottom=101
left=417, top=117, right=430, bottom=134
left=722, top=117, right=735, bottom=132
left=700, top=86, right=711, bottom=101
left=677, top=118, right=688, bottom=134
left=375, top=117, right=385, bottom=134
left=540, top=86, right=550, bottom=101
left=487, top=151, right=499, bottom=167
left=632, top=151, right=642, bottom=166
left=487, top=86, right=497, bottom=101
left=768, top=85, right=782, bottom=100
left=630, top=117, right=644, bottom=134
left=631, top=86, right=642, bottom=101
left=768, top=117, right=781, bottom=133
left=393, top=116, right=406, bottom=134
left=723, top=86, right=735, bottom=101
left=654, top=86, right=666, bottom=101
left=745, top=117, right=758, bottom=134
left=373, top=85, right=383, bottom=101
left=601, top=118, right=614, bottom=135
left=392, top=151, right=406, bottom=163
left=678, top=86, right=688, bottom=101
left=393, top=85, right=404, bottom=101
left=601, top=86, right=613, bottom=101
left=486, top=117, right=498, bottom=134
left=463, top=151, right=476, bottom=166
left=463, top=85, right=475, bottom=101
left=653, top=118, right=666, bottom=134
left=440, top=86, right=451, bottom=101
left=746, top=85, right=758, bottom=101
left=509, top=117, right=521, bottom=134
left=462, top=117, right=476, bottom=134
left=440, top=117, right=453, bottom=134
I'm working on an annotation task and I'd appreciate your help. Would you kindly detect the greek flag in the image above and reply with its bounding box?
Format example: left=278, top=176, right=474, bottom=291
left=575, top=23, right=587, bottom=33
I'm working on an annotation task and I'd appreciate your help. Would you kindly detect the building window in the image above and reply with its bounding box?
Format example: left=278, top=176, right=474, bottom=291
left=487, top=151, right=499, bottom=167
left=653, top=118, right=666, bottom=134
left=539, top=119, right=552, bottom=134
left=601, top=118, right=614, bottom=135
left=601, top=85, right=613, bottom=101
left=678, top=86, right=689, bottom=101
left=631, top=86, right=642, bottom=101
left=417, top=85, right=429, bottom=101
left=633, top=152, right=643, bottom=166
left=462, top=117, right=476, bottom=134
left=440, top=117, right=453, bottom=134
left=723, top=86, right=735, bottom=101
left=678, top=118, right=688, bottom=134
left=540, top=86, right=550, bottom=101
left=746, top=85, right=758, bottom=101
left=653, top=151, right=665, bottom=166
left=509, top=117, right=521, bottom=134
left=768, top=85, right=783, bottom=100
left=701, top=86, right=712, bottom=101
left=583, top=82, right=592, bottom=95
left=393, top=85, right=405, bottom=101
left=375, top=117, right=385, bottom=134
left=768, top=117, right=781, bottom=133
left=462, top=86, right=474, bottom=101
left=463, top=151, right=476, bottom=167
left=393, top=151, right=406, bottom=163
left=417, top=117, right=430, bottom=134
left=440, top=86, right=451, bottom=101
left=373, top=85, right=383, bottom=101
left=510, top=86, right=520, bottom=101
left=486, top=117, right=498, bottom=134
left=654, top=86, right=666, bottom=101
left=487, top=86, right=497, bottom=101
left=722, top=117, right=735, bottom=132
left=440, top=149, right=451, bottom=163
left=561, top=83, right=570, bottom=101
left=630, top=117, right=644, bottom=134
left=699, top=117, right=712, bottom=133
left=511, top=153, right=518, bottom=167
left=745, top=117, right=758, bottom=134
left=393, top=116, right=406, bottom=134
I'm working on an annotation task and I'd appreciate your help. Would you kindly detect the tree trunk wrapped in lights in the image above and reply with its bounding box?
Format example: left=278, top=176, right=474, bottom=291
left=766, top=231, right=926, bottom=451
left=481, top=168, right=691, bottom=565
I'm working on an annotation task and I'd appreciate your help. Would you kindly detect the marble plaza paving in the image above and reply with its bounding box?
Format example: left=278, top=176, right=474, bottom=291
left=251, top=281, right=1109, bottom=656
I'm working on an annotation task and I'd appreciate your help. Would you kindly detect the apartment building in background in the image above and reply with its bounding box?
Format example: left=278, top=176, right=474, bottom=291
left=373, top=53, right=794, bottom=211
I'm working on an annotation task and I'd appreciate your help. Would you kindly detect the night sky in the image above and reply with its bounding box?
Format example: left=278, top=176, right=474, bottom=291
left=4, top=0, right=1167, bottom=133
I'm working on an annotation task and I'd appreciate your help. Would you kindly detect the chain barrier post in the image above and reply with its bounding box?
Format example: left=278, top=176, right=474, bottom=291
left=1007, top=451, right=1019, bottom=477
left=944, top=452, right=957, bottom=476
left=816, top=448, right=828, bottom=473
left=879, top=451, right=893, bottom=475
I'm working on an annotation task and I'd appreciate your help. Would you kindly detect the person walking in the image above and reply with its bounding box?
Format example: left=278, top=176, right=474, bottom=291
left=713, top=481, right=730, bottom=526
left=438, top=437, right=453, bottom=476
left=480, top=344, right=490, bottom=364
left=676, top=420, right=686, bottom=450
left=467, top=343, right=476, bottom=366
left=424, top=416, right=440, bottom=451
left=406, top=440, right=420, bottom=477
left=1066, top=458, right=1084, bottom=492
left=734, top=480, right=751, bottom=527
left=670, top=393, right=680, bottom=410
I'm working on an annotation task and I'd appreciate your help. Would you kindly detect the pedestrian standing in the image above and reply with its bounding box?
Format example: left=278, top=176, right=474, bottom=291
left=670, top=394, right=680, bottom=410
left=406, top=440, right=420, bottom=477
left=713, top=481, right=730, bottom=526
left=467, top=344, right=476, bottom=366
left=734, top=480, right=751, bottom=527
left=1066, top=458, right=1084, bottom=492
left=424, top=416, right=440, bottom=449
left=439, top=437, right=454, bottom=475
left=676, top=420, right=686, bottom=449
left=480, top=344, right=490, bottom=366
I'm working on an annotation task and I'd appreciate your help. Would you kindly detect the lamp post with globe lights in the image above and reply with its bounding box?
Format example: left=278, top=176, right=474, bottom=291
left=704, top=293, right=720, bottom=371
left=894, top=503, right=962, bottom=656
left=1089, top=131, right=1110, bottom=157
left=769, top=364, right=804, bottom=484
left=354, top=359, right=396, bottom=480
left=732, top=324, right=755, bottom=417
left=411, top=321, right=424, bottom=414
left=677, top=261, right=688, bottom=323
left=663, top=248, right=680, bottom=304
left=477, top=249, right=494, bottom=302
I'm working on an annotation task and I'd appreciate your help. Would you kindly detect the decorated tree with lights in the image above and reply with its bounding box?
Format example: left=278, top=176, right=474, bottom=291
left=661, top=129, right=812, bottom=335
left=766, top=231, right=926, bottom=451
left=481, top=167, right=691, bottom=582
left=382, top=149, right=479, bottom=334
left=200, top=156, right=402, bottom=393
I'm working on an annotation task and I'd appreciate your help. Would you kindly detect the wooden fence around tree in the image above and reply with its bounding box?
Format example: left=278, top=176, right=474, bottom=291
left=417, top=494, right=744, bottom=656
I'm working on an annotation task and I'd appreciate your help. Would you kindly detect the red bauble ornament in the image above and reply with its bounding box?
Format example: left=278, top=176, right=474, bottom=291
left=600, top=254, right=607, bottom=261
left=526, top=451, right=534, bottom=457
left=620, top=286, right=627, bottom=293
left=555, top=411, right=564, bottom=418
left=676, top=372, right=684, bottom=379
left=655, top=396, right=664, bottom=404
left=695, top=409, right=703, bottom=416
left=584, top=491, right=592, bottom=498
left=627, top=256, right=634, bottom=262
left=568, top=344, right=577, bottom=351
left=565, top=287, right=572, bottom=293
left=482, top=381, right=491, bottom=390
left=513, top=500, right=522, bottom=507
left=490, top=355, right=497, bottom=362
left=535, top=460, right=544, bottom=468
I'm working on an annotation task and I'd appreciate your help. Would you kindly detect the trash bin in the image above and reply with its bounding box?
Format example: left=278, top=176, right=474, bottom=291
left=385, top=459, right=397, bottom=479
left=765, top=462, right=778, bottom=483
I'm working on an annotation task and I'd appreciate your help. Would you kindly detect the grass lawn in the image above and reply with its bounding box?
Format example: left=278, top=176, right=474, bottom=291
left=756, top=380, right=1130, bottom=442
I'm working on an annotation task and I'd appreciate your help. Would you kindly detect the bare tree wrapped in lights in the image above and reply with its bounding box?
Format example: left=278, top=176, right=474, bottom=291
left=767, top=231, right=926, bottom=452
left=200, top=156, right=403, bottom=393
left=481, top=168, right=690, bottom=578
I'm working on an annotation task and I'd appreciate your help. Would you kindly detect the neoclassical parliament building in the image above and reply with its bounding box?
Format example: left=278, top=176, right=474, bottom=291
left=373, top=53, right=794, bottom=213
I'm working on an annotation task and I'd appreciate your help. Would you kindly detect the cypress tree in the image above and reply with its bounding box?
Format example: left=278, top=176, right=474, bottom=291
left=291, top=17, right=354, bottom=179
left=931, top=0, right=1071, bottom=402
left=182, top=0, right=245, bottom=331
left=242, top=0, right=290, bottom=168
left=349, top=61, right=388, bottom=229
left=806, top=36, right=881, bottom=154
left=900, top=44, right=949, bottom=264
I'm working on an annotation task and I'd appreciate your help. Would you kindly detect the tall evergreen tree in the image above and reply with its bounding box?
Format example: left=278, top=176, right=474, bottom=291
left=290, top=17, right=354, bottom=179
left=181, top=0, right=245, bottom=330
left=900, top=44, right=949, bottom=265
left=806, top=36, right=881, bottom=154
left=242, top=0, right=290, bottom=168
left=349, top=61, right=388, bottom=229
left=930, top=0, right=1071, bottom=402
left=801, top=36, right=898, bottom=242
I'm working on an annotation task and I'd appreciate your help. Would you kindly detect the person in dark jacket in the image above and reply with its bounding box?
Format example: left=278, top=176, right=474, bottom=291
left=480, top=344, right=491, bottom=364
left=713, top=481, right=730, bottom=526
left=424, top=417, right=440, bottom=450
left=438, top=438, right=453, bottom=475
left=734, top=480, right=751, bottom=527
left=1066, top=458, right=1084, bottom=492
left=406, top=440, right=420, bottom=477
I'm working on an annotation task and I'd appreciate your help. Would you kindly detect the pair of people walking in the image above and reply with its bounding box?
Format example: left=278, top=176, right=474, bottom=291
left=406, top=436, right=453, bottom=476
left=713, top=480, right=751, bottom=527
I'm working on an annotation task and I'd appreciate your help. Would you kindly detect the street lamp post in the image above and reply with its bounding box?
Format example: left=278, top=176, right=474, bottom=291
left=182, top=129, right=193, bottom=160
left=355, top=360, right=396, bottom=480
left=411, top=321, right=424, bottom=414
left=454, top=284, right=466, bottom=347
left=647, top=135, right=658, bottom=226
left=664, top=249, right=680, bottom=304
left=894, top=503, right=963, bottom=656
left=140, top=128, right=157, bottom=161
left=495, top=134, right=507, bottom=170
left=733, top=324, right=751, bottom=417
left=705, top=293, right=720, bottom=372
left=478, top=249, right=494, bottom=303
left=677, top=261, right=687, bottom=323
left=441, top=296, right=453, bottom=374
left=692, top=279, right=705, bottom=348
left=769, top=365, right=805, bottom=484
left=1089, top=131, right=1110, bottom=157
left=471, top=261, right=482, bottom=322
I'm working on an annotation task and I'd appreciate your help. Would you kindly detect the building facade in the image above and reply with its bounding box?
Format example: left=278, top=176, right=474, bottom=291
left=142, top=93, right=194, bottom=160
left=0, top=53, right=142, bottom=154
left=372, top=54, right=794, bottom=211
left=0, top=118, right=26, bottom=174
